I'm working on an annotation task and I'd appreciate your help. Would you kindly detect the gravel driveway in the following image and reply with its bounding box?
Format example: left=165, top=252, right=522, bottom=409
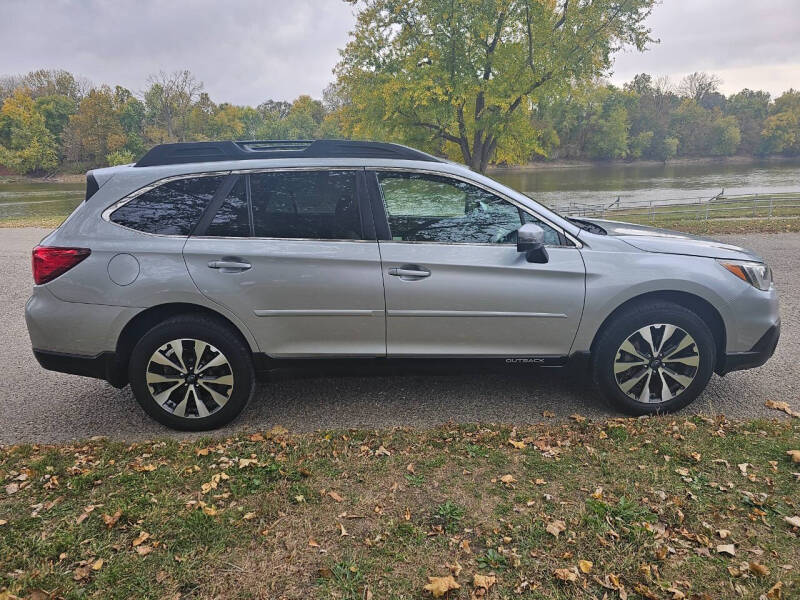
left=1, top=227, right=797, bottom=444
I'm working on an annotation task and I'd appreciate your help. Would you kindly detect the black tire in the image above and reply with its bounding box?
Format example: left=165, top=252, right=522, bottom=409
left=592, top=301, right=716, bottom=415
left=128, top=314, right=254, bottom=431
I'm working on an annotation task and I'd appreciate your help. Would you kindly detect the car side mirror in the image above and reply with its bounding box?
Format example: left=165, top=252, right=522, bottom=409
left=516, top=223, right=549, bottom=263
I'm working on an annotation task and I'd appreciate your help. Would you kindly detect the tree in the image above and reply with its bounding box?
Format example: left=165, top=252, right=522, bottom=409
left=63, top=86, right=126, bottom=165
left=0, top=89, right=59, bottom=173
left=710, top=115, right=741, bottom=156
left=726, top=89, right=770, bottom=154
left=34, top=94, right=77, bottom=144
left=144, top=70, right=203, bottom=141
left=760, top=89, right=800, bottom=155
left=335, top=0, right=655, bottom=172
left=677, top=72, right=722, bottom=104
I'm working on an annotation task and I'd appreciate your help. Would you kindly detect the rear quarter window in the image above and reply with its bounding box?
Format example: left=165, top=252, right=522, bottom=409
left=110, top=175, right=224, bottom=235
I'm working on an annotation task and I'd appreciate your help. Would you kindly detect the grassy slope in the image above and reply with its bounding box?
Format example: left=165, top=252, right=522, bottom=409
left=1, top=417, right=798, bottom=599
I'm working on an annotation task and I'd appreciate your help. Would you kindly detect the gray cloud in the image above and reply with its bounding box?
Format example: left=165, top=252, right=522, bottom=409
left=610, top=0, right=800, bottom=95
left=0, top=0, right=356, bottom=104
left=1, top=0, right=798, bottom=104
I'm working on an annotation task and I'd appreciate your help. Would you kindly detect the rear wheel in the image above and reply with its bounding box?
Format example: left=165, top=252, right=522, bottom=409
left=129, top=315, right=254, bottom=430
left=592, top=302, right=716, bottom=415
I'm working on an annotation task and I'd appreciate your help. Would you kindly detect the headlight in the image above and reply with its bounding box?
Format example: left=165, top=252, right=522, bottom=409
left=717, top=260, right=772, bottom=291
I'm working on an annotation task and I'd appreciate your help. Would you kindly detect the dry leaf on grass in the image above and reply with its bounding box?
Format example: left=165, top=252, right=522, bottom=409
left=554, top=568, right=578, bottom=582
left=748, top=561, right=770, bottom=576
left=102, top=509, right=122, bottom=529
left=423, top=575, right=460, bottom=597
left=135, top=545, right=153, bottom=556
left=91, top=558, right=104, bottom=571
left=716, top=544, right=736, bottom=556
left=508, top=439, right=526, bottom=449
left=499, top=474, right=516, bottom=485
left=328, top=490, right=344, bottom=502
left=473, top=573, right=496, bottom=589
left=546, top=520, right=567, bottom=538
left=132, top=531, right=150, bottom=547
left=786, top=450, right=800, bottom=463
left=783, top=515, right=800, bottom=528
left=338, top=522, right=349, bottom=537
left=578, top=559, right=593, bottom=573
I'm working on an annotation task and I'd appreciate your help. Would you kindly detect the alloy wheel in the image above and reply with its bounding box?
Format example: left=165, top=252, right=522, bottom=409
left=613, top=324, right=700, bottom=404
left=145, top=338, right=234, bottom=418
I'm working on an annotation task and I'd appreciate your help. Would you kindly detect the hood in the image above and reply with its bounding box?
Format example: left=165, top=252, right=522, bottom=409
left=575, top=218, right=764, bottom=262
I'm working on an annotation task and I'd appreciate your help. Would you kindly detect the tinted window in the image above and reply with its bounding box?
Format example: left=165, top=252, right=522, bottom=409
left=110, top=176, right=223, bottom=235
left=377, top=172, right=562, bottom=245
left=206, top=177, right=250, bottom=237
left=250, top=170, right=362, bottom=239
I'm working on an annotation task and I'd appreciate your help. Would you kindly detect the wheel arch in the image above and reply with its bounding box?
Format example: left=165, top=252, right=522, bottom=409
left=111, top=302, right=257, bottom=386
left=588, top=290, right=726, bottom=372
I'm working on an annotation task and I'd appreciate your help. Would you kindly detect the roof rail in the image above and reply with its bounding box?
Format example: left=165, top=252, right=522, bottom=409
left=134, top=139, right=443, bottom=167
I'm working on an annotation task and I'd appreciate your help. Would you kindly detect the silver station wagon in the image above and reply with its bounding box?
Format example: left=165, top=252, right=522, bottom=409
left=26, top=140, right=780, bottom=430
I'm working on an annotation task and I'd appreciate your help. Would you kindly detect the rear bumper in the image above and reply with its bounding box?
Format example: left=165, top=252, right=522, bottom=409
left=32, top=349, right=127, bottom=388
left=718, top=321, right=780, bottom=375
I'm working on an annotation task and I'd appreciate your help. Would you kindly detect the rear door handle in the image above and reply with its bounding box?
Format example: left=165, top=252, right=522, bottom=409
left=208, top=258, right=252, bottom=272
left=388, top=265, right=431, bottom=279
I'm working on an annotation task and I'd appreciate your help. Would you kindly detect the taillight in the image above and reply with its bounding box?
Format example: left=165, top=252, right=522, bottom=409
left=32, top=246, right=91, bottom=285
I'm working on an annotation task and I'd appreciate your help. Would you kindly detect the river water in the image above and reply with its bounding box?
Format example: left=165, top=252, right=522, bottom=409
left=1, top=159, right=799, bottom=221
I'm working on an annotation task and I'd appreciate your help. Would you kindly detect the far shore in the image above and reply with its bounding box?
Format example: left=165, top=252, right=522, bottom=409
left=3, top=154, right=800, bottom=184
left=488, top=154, right=800, bottom=172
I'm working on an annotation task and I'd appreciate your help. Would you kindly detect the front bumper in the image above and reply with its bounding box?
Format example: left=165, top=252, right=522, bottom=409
left=718, top=321, right=780, bottom=375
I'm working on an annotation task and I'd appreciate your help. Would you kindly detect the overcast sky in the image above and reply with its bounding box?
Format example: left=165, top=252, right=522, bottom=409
left=1, top=0, right=798, bottom=104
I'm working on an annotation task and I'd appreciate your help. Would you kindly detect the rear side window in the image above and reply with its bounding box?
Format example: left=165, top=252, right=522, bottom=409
left=206, top=178, right=250, bottom=237
left=110, top=176, right=224, bottom=235
left=249, top=170, right=362, bottom=239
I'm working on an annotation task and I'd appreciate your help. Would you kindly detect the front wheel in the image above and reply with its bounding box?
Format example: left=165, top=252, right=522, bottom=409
left=592, top=302, right=716, bottom=415
left=128, top=315, right=254, bottom=430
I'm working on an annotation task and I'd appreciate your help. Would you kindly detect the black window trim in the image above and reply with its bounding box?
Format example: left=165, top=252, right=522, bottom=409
left=191, top=167, right=377, bottom=242
left=366, top=168, right=580, bottom=248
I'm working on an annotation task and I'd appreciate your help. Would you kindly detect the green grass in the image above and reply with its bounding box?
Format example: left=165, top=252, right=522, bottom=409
left=1, top=418, right=798, bottom=599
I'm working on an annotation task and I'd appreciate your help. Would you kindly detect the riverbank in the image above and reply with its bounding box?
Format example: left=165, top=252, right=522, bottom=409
left=489, top=155, right=800, bottom=173
left=0, top=173, right=84, bottom=185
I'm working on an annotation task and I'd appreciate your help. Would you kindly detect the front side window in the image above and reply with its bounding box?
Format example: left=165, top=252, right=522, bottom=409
left=110, top=175, right=224, bottom=235
left=376, top=171, right=562, bottom=245
left=250, top=170, right=362, bottom=239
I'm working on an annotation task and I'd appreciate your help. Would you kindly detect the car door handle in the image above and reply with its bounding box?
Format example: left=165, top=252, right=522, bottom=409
left=388, top=265, right=431, bottom=279
left=208, top=259, right=252, bottom=272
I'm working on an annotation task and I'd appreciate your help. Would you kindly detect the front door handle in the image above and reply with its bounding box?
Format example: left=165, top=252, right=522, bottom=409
left=208, top=258, right=252, bottom=272
left=388, top=265, right=431, bottom=279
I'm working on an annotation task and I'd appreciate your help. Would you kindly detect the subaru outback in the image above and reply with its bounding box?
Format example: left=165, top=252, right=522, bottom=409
left=26, top=140, right=780, bottom=430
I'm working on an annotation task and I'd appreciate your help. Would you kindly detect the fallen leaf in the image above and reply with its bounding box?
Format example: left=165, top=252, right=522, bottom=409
left=407, top=463, right=415, bottom=474
left=73, top=565, right=90, bottom=581
left=308, top=538, right=319, bottom=548
left=748, top=561, right=769, bottom=576
left=375, top=445, right=391, bottom=456
left=91, top=558, right=104, bottom=571
left=716, top=544, right=736, bottom=557
left=547, top=520, right=567, bottom=538
left=5, top=483, right=19, bottom=495
left=499, top=474, right=516, bottom=485
left=267, top=424, right=288, bottom=437
left=473, top=573, right=496, bottom=589
left=0, top=519, right=7, bottom=526
left=135, top=544, right=153, bottom=556
left=102, top=509, right=122, bottom=529
left=509, top=440, right=526, bottom=449
left=338, top=522, right=349, bottom=537
left=446, top=561, right=462, bottom=577
left=578, top=559, right=593, bottom=573
left=766, top=581, right=783, bottom=599
left=717, top=529, right=731, bottom=539
left=328, top=490, right=344, bottom=502
left=783, top=515, right=800, bottom=528
left=787, top=450, right=800, bottom=464
left=570, top=413, right=586, bottom=423
left=554, top=568, right=578, bottom=582
left=543, top=410, right=555, bottom=418
left=132, top=531, right=150, bottom=547
left=423, top=575, right=460, bottom=597
left=459, top=539, right=471, bottom=553
left=765, top=400, right=800, bottom=417
left=242, top=512, right=256, bottom=520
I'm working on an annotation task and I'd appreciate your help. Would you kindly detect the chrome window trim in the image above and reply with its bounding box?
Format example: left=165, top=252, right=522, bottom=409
left=101, top=170, right=232, bottom=238
left=371, top=166, right=582, bottom=249
left=189, top=235, right=377, bottom=244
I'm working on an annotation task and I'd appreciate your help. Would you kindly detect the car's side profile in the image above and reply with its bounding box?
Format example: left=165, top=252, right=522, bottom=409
left=26, top=140, right=780, bottom=430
